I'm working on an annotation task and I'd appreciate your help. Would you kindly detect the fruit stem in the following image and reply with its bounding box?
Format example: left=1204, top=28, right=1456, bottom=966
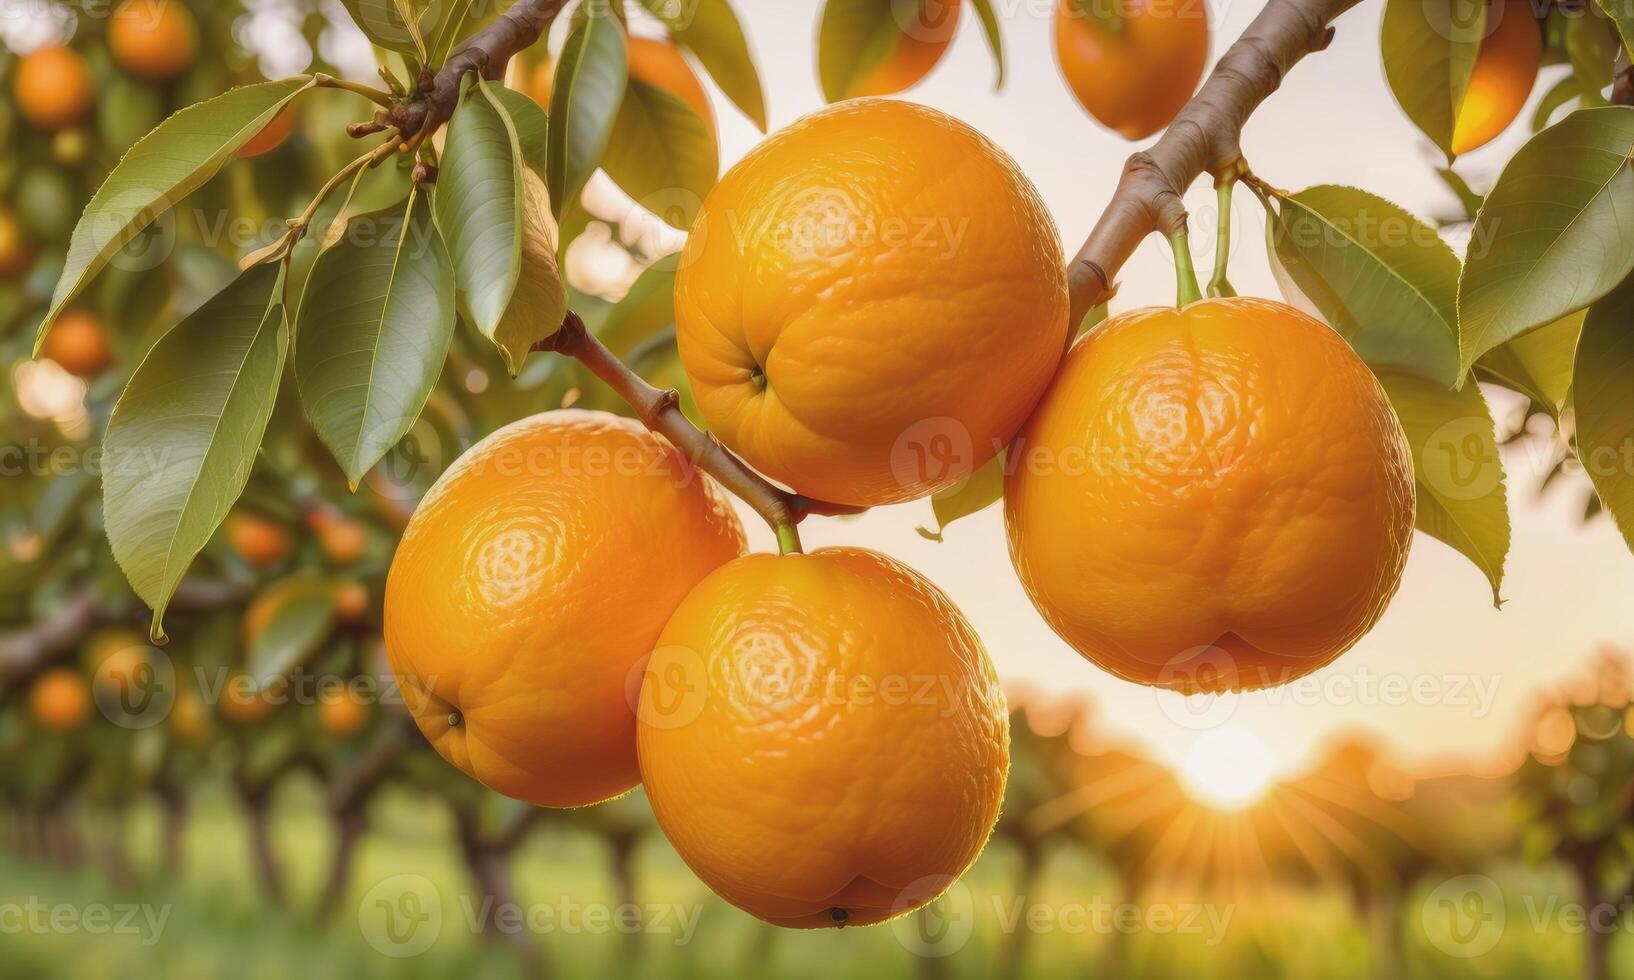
left=1207, top=179, right=1238, bottom=299
left=536, top=313, right=838, bottom=552
left=1169, top=231, right=1203, bottom=308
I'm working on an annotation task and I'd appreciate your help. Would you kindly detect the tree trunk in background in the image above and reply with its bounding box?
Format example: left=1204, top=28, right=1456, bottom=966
left=609, top=833, right=642, bottom=966
left=1574, top=863, right=1610, bottom=980
left=156, top=787, right=187, bottom=877
left=455, top=814, right=548, bottom=980
left=998, top=840, right=1044, bottom=980
left=318, top=810, right=365, bottom=920
left=98, top=803, right=137, bottom=892
left=245, top=792, right=286, bottom=907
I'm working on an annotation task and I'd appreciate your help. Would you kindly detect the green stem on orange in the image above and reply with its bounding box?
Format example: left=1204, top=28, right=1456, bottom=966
left=1169, top=231, right=1203, bottom=308
left=1208, top=179, right=1238, bottom=299
left=776, top=524, right=803, bottom=556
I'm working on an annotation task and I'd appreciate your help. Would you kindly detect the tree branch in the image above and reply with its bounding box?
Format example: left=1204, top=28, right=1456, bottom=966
left=399, top=0, right=569, bottom=139
left=538, top=314, right=861, bottom=552
left=1067, top=0, right=1362, bottom=326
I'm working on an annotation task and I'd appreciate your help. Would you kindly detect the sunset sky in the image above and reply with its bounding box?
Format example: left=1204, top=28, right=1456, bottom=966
left=690, top=0, right=1634, bottom=780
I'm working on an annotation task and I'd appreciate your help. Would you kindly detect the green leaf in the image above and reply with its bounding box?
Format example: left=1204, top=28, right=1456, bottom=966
left=602, top=79, right=718, bottom=230
left=1573, top=275, right=1634, bottom=556
left=1436, top=167, right=1485, bottom=220
left=970, top=0, right=1005, bottom=87
left=639, top=0, right=768, bottom=130
left=249, top=588, right=339, bottom=685
left=434, top=78, right=523, bottom=361
left=547, top=8, right=628, bottom=220
left=37, top=78, right=311, bottom=352
left=1457, top=106, right=1634, bottom=372
left=818, top=0, right=916, bottom=102
left=1567, top=7, right=1618, bottom=105
left=1598, top=0, right=1634, bottom=56
left=1378, top=370, right=1510, bottom=605
left=916, top=452, right=1006, bottom=541
left=491, top=86, right=550, bottom=179
left=597, top=263, right=676, bottom=358
left=294, top=191, right=455, bottom=487
left=1268, top=185, right=1462, bottom=387
left=488, top=170, right=569, bottom=375
left=103, top=264, right=288, bottom=639
left=1532, top=75, right=1583, bottom=131
left=1380, top=0, right=1486, bottom=159
left=1475, top=309, right=1584, bottom=414
left=339, top=0, right=425, bottom=56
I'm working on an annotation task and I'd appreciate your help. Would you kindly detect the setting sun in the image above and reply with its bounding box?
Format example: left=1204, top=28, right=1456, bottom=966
left=1180, top=726, right=1277, bottom=811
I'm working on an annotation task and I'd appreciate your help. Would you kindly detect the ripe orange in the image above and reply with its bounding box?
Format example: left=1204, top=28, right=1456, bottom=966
left=384, top=410, right=747, bottom=807
left=224, top=511, right=293, bottom=567
left=309, top=509, right=367, bottom=566
left=237, top=106, right=297, bottom=159
left=39, top=309, right=112, bottom=377
left=1053, top=0, right=1209, bottom=140
left=1451, top=0, right=1541, bottom=155
left=676, top=99, right=1069, bottom=507
left=638, top=547, right=1009, bottom=927
left=82, top=627, right=154, bottom=698
left=522, top=58, right=555, bottom=109
left=220, top=671, right=277, bottom=725
left=13, top=45, right=94, bottom=131
left=334, top=582, right=370, bottom=621
left=169, top=685, right=211, bottom=744
left=108, top=0, right=199, bottom=81
left=829, top=0, right=962, bottom=100
left=318, top=684, right=370, bottom=739
left=0, top=210, right=31, bottom=278
left=628, top=36, right=715, bottom=138
left=30, top=668, right=92, bottom=733
left=1005, top=298, right=1415, bottom=693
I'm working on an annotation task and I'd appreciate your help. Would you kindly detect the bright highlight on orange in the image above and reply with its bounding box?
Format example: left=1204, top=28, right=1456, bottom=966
left=1179, top=726, right=1276, bottom=811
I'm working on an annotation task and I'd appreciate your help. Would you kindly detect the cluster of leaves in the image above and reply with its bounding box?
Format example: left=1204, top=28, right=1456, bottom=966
left=21, top=0, right=785, bottom=640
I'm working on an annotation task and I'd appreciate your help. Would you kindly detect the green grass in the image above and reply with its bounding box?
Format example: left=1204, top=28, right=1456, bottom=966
left=0, top=777, right=1626, bottom=979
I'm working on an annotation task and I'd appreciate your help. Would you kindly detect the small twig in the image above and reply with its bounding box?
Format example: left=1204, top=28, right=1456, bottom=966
left=314, top=73, right=396, bottom=109
left=1066, top=0, right=1362, bottom=325
left=535, top=314, right=859, bottom=552
left=401, top=0, right=568, bottom=139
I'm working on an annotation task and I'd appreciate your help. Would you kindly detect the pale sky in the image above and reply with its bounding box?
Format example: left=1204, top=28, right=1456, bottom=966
left=694, top=0, right=1634, bottom=779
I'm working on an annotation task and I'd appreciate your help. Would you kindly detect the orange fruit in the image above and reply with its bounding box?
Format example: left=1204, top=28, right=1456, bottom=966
left=82, top=627, right=155, bottom=698
left=220, top=671, right=277, bottom=725
left=638, top=546, right=1009, bottom=928
left=39, top=310, right=112, bottom=377
left=1053, top=0, right=1209, bottom=140
left=309, top=510, right=367, bottom=566
left=522, top=58, right=555, bottom=109
left=827, top=0, right=962, bottom=100
left=384, top=410, right=747, bottom=807
left=108, top=0, right=199, bottom=81
left=628, top=36, right=715, bottom=138
left=237, top=106, right=297, bottom=159
left=169, top=685, right=211, bottom=744
left=319, top=684, right=370, bottom=739
left=224, top=511, right=293, bottom=567
left=0, top=210, right=31, bottom=278
left=334, top=582, right=370, bottom=621
left=1005, top=298, right=1415, bottom=694
left=1451, top=0, right=1541, bottom=155
left=30, top=668, right=92, bottom=733
left=13, top=45, right=94, bottom=131
left=676, top=99, right=1069, bottom=507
